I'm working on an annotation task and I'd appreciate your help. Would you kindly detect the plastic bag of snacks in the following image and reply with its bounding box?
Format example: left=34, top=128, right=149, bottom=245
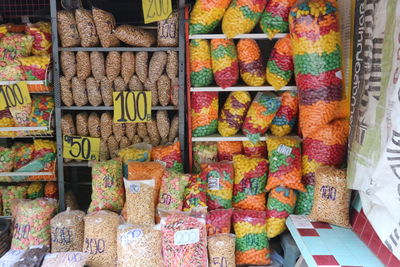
left=190, top=39, right=213, bottom=87
left=242, top=141, right=267, bottom=158
left=13, top=245, right=49, bottom=267
left=9, top=104, right=31, bottom=136
left=211, top=39, right=239, bottom=88
left=84, top=211, right=121, bottom=267
left=161, top=211, right=208, bottom=266
left=11, top=198, right=57, bottom=250
left=18, top=55, right=50, bottom=80
left=206, top=209, right=233, bottom=236
left=295, top=185, right=314, bottom=215
left=44, top=181, right=58, bottom=199
left=0, top=109, right=15, bottom=137
left=158, top=170, right=190, bottom=212
left=88, top=159, right=124, bottom=213
left=208, top=233, right=236, bottom=267
left=0, top=25, right=7, bottom=37
left=242, top=92, right=281, bottom=142
left=117, top=224, right=162, bottom=267
left=193, top=142, right=218, bottom=174
left=183, top=175, right=207, bottom=212
left=29, top=96, right=54, bottom=135
left=25, top=22, right=52, bottom=55
left=260, top=0, right=296, bottom=38
left=0, top=146, right=15, bottom=172
left=233, top=209, right=270, bottom=265
left=27, top=182, right=44, bottom=199
left=233, top=155, right=268, bottom=210
left=151, top=142, right=183, bottom=173
left=13, top=143, right=34, bottom=169
left=237, top=39, right=265, bottom=86
left=217, top=141, right=243, bottom=161
left=124, top=179, right=155, bottom=225
left=191, top=92, right=218, bottom=137
left=119, top=143, right=152, bottom=176
left=50, top=208, right=85, bottom=253
left=222, top=0, right=267, bottom=38
left=270, top=91, right=298, bottom=136
left=218, top=91, right=251, bottom=137
left=0, top=250, right=24, bottom=266
left=266, top=136, right=304, bottom=191
left=0, top=60, right=25, bottom=81
left=3, top=185, right=27, bottom=216
left=41, top=252, right=89, bottom=267
left=33, top=139, right=56, bottom=174
left=309, top=167, right=351, bottom=228
left=0, top=33, right=33, bottom=56
left=189, top=0, right=231, bottom=34
left=266, top=35, right=293, bottom=89
left=201, top=162, right=234, bottom=210
left=266, top=186, right=296, bottom=238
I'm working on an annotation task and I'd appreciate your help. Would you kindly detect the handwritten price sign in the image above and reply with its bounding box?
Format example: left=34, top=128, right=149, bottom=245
left=142, top=0, right=172, bottom=24
left=63, top=135, right=100, bottom=161
left=0, top=82, right=31, bottom=110
left=113, top=91, right=151, bottom=123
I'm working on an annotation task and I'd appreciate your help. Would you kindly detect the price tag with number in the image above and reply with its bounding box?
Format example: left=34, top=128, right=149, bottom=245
left=142, top=0, right=172, bottom=24
left=113, top=91, right=151, bottom=123
left=0, top=82, right=31, bottom=110
left=63, top=135, right=100, bottom=161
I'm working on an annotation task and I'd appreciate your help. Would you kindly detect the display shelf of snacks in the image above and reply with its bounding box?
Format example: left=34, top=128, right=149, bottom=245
left=192, top=133, right=268, bottom=142
left=58, top=47, right=180, bottom=52
left=60, top=105, right=178, bottom=111
left=189, top=33, right=287, bottom=39
left=191, top=85, right=296, bottom=92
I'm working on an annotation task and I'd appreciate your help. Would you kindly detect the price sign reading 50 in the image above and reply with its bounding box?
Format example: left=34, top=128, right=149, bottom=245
left=0, top=82, right=31, bottom=110
left=113, top=91, right=151, bottom=123
left=142, top=0, right=172, bottom=24
left=63, top=135, right=100, bottom=161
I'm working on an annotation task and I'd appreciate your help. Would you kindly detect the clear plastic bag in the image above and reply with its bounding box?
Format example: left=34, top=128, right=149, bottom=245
left=157, top=170, right=190, bottom=212
left=193, top=142, right=218, bottom=174
left=208, top=233, right=236, bottom=267
left=211, top=39, right=239, bottom=88
left=242, top=141, right=267, bottom=158
left=191, top=92, right=218, bottom=137
left=237, top=39, right=265, bottom=86
left=206, top=209, right=233, bottom=236
left=270, top=91, right=298, bottom=136
left=124, top=179, right=155, bottom=225
left=41, top=252, right=89, bottom=267
left=190, top=39, right=213, bottom=87
left=151, top=142, right=183, bottom=173
left=189, top=0, right=231, bottom=34
left=2, top=185, right=27, bottom=216
left=260, top=0, right=297, bottom=38
left=183, top=175, right=207, bottom=212
left=217, top=141, right=243, bottom=161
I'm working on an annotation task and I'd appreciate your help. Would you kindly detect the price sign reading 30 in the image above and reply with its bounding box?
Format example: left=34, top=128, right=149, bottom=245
left=113, top=91, right=151, bottom=123
left=0, top=82, right=31, bottom=110
left=63, top=135, right=100, bottom=161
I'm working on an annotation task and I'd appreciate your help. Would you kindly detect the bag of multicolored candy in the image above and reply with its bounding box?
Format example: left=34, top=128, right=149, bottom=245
left=237, top=39, right=265, bottom=86
left=191, top=92, right=218, bottom=137
left=19, top=55, right=50, bottom=80
left=190, top=39, right=213, bottom=87
left=193, top=142, right=218, bottom=174
left=0, top=110, right=15, bottom=137
left=13, top=143, right=34, bottom=170
left=183, top=174, right=207, bottom=212
left=0, top=33, right=33, bottom=56
left=25, top=22, right=52, bottom=56
left=0, top=146, right=15, bottom=172
left=270, top=91, right=298, bottom=136
left=206, top=209, right=233, bottom=236
left=242, top=141, right=267, bottom=158
left=189, top=0, right=231, bottom=34
left=151, top=141, right=183, bottom=173
left=211, top=39, right=239, bottom=88
left=260, top=0, right=297, bottom=38
left=2, top=185, right=27, bottom=216
left=29, top=96, right=54, bottom=135
left=217, top=141, right=243, bottom=161
left=157, top=170, right=190, bottom=212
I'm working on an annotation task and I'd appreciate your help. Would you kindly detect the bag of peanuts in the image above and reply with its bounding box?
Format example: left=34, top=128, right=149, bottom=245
left=201, top=162, right=234, bottom=210
left=57, top=10, right=80, bottom=47
left=193, top=142, right=218, bottom=174
left=270, top=91, right=298, bottom=137
left=217, top=141, right=243, bottom=161
left=222, top=0, right=267, bottom=38
left=191, top=92, right=218, bottom=137
left=190, top=39, right=213, bottom=87
left=88, top=159, right=124, bottom=213
left=242, top=92, right=281, bottom=143
left=237, top=39, right=265, bottom=86
left=157, top=11, right=178, bottom=47
left=266, top=186, right=296, bottom=238
left=266, top=136, right=304, bottom=191
left=266, top=34, right=293, bottom=89
left=157, top=170, right=190, bottom=212
left=233, top=209, right=270, bottom=265
left=114, top=25, right=156, bottom=47
left=232, top=155, right=268, bottom=211
left=260, top=0, right=297, bottom=38
left=309, top=167, right=351, bottom=228
left=207, top=233, right=236, bottom=267
left=151, top=141, right=183, bottom=173
left=189, top=0, right=231, bottom=34
left=211, top=39, right=239, bottom=88
left=218, top=91, right=251, bottom=137
left=182, top=174, right=207, bottom=212
left=206, top=209, right=233, bottom=236
left=242, top=141, right=267, bottom=158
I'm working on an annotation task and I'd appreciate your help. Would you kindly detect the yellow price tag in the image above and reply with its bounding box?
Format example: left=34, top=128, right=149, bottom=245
left=63, top=135, right=100, bottom=161
left=0, top=82, right=31, bottom=110
left=142, top=0, right=172, bottom=24
left=113, top=91, right=152, bottom=123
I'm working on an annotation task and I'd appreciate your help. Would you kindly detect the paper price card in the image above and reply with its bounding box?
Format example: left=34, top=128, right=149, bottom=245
left=174, top=229, right=200, bottom=246
left=142, top=0, right=172, bottom=24
left=0, top=82, right=31, bottom=110
left=113, top=91, right=152, bottom=123
left=63, top=135, right=100, bottom=161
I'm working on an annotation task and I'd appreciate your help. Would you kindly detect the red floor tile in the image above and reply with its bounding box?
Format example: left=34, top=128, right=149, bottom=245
left=367, top=232, right=382, bottom=255
left=377, top=245, right=393, bottom=266
left=353, top=213, right=367, bottom=236
left=360, top=222, right=374, bottom=244
left=311, top=222, right=332, bottom=229
left=387, top=254, right=400, bottom=267
left=298, top=228, right=319, bottom=237
left=313, top=255, right=339, bottom=265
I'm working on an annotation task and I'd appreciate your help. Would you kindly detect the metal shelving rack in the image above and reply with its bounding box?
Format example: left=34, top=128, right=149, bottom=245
left=50, top=0, right=187, bottom=210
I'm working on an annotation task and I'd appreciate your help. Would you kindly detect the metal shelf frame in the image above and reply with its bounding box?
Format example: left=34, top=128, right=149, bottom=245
left=50, top=0, right=187, bottom=211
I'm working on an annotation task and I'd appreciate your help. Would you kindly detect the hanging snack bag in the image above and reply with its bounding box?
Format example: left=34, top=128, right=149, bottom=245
left=222, top=0, right=267, bottom=38
left=183, top=174, right=207, bottom=212
left=201, top=162, right=234, bottom=210
left=266, top=35, right=293, bottom=89
left=157, top=170, right=190, bottom=212
left=117, top=224, right=163, bottom=267
left=193, top=142, right=218, bottom=174
left=189, top=0, right=231, bottom=34
left=206, top=209, right=233, bottom=236
left=309, top=167, right=351, bottom=228
left=208, top=233, right=236, bottom=267
left=260, top=0, right=297, bottom=38
left=242, top=141, right=267, bottom=158
left=217, top=141, right=243, bottom=161
left=266, top=136, right=304, bottom=191
left=161, top=211, right=208, bottom=267
left=242, top=92, right=281, bottom=142
left=211, top=39, right=239, bottom=88
left=218, top=91, right=251, bottom=137
left=19, top=55, right=50, bottom=80
left=3, top=185, right=27, bottom=216
left=233, top=209, right=270, bottom=265
left=11, top=198, right=57, bottom=250
left=0, top=146, right=15, bottom=172
left=270, top=91, right=298, bottom=136
left=266, top=186, right=296, bottom=238
left=88, top=159, right=124, bottom=213
left=124, top=179, right=155, bottom=225
left=237, top=39, right=265, bottom=86
left=191, top=92, right=218, bottom=137
left=26, top=21, right=52, bottom=55
left=151, top=142, right=183, bottom=173
left=190, top=39, right=213, bottom=87
left=233, top=155, right=268, bottom=210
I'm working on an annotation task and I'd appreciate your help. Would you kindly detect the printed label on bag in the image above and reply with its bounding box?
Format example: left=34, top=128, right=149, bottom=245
left=277, top=144, right=292, bottom=156
left=129, top=183, right=141, bottom=193
left=174, top=229, right=199, bottom=246
left=121, top=229, right=143, bottom=244
left=208, top=177, right=220, bottom=190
